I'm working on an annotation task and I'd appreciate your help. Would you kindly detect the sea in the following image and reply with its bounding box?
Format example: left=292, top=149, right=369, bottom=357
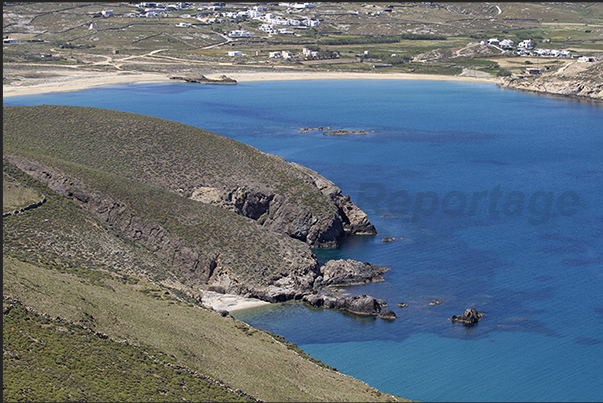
left=4, top=79, right=603, bottom=402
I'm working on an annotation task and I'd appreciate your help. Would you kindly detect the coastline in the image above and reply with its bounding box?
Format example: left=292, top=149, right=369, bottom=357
left=2, top=68, right=499, bottom=98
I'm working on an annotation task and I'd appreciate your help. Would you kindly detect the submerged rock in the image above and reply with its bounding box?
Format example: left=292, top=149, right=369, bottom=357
left=451, top=308, right=483, bottom=325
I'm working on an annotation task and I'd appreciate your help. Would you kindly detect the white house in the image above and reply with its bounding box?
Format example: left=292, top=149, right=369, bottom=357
left=259, top=24, right=275, bottom=33
left=292, top=3, right=316, bottom=9
left=500, top=39, right=514, bottom=49
left=559, top=50, right=571, bottom=58
left=3, top=37, right=18, bottom=44
left=277, top=28, right=294, bottom=35
left=176, top=22, right=191, bottom=27
left=281, top=50, right=295, bottom=59
left=269, top=51, right=282, bottom=58
left=487, top=38, right=500, bottom=46
left=287, top=18, right=301, bottom=26
left=518, top=39, right=534, bottom=49
left=89, top=23, right=98, bottom=29
left=577, top=56, right=596, bottom=62
left=302, top=19, right=320, bottom=27
left=101, top=10, right=113, bottom=17
left=302, top=47, right=319, bottom=58
left=228, top=51, right=242, bottom=56
left=228, top=29, right=252, bottom=38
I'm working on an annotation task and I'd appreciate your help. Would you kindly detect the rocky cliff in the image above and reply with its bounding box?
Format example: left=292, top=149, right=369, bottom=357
left=499, top=60, right=603, bottom=101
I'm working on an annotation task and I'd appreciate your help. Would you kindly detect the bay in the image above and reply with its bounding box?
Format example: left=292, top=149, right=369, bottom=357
left=5, top=79, right=603, bottom=401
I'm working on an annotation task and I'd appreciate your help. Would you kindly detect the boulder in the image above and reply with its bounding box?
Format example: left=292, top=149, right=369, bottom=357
left=451, top=308, right=483, bottom=325
left=336, top=294, right=382, bottom=316
left=378, top=309, right=397, bottom=320
left=315, top=259, right=389, bottom=288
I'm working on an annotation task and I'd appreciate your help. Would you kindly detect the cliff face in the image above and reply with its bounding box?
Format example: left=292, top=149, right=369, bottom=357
left=499, top=60, right=603, bottom=101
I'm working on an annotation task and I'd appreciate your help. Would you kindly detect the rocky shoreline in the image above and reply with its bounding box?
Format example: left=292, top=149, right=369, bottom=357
left=498, top=60, right=603, bottom=102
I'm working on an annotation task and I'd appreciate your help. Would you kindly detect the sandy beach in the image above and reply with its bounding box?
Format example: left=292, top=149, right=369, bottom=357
left=201, top=290, right=271, bottom=313
left=3, top=68, right=499, bottom=98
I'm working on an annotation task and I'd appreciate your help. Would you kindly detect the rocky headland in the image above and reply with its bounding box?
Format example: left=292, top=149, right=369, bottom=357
left=499, top=60, right=603, bottom=101
left=3, top=105, right=381, bottom=309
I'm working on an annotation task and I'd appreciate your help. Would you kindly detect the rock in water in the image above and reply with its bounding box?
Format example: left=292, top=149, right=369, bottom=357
left=314, top=259, right=389, bottom=288
left=378, top=309, right=397, bottom=320
left=451, top=308, right=483, bottom=325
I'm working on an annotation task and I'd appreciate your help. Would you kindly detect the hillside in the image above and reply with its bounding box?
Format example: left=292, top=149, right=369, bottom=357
left=2, top=105, right=402, bottom=401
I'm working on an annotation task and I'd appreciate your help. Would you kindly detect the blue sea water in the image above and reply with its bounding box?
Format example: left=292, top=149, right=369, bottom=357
left=5, top=80, right=603, bottom=401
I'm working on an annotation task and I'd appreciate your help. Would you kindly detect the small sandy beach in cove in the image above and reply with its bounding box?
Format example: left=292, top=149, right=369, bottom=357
left=3, top=68, right=499, bottom=98
left=201, top=291, right=270, bottom=314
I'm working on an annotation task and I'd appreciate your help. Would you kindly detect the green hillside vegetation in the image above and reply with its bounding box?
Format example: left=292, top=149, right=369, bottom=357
left=3, top=258, right=401, bottom=402
left=3, top=299, right=253, bottom=402
left=2, top=105, right=331, bottom=209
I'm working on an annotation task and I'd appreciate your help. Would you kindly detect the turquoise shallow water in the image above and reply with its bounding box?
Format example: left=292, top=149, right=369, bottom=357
left=5, top=80, right=603, bottom=401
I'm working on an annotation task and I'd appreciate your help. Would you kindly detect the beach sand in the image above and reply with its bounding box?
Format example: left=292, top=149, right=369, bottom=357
left=201, top=290, right=270, bottom=314
left=3, top=68, right=499, bottom=98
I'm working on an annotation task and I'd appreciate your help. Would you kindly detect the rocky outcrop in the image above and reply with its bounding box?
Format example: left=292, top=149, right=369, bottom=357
left=323, top=130, right=369, bottom=136
left=451, top=308, right=483, bottom=325
left=313, top=259, right=389, bottom=288
left=302, top=293, right=394, bottom=319
left=499, top=60, right=603, bottom=101
left=170, top=74, right=237, bottom=85
left=189, top=163, right=377, bottom=249
left=290, top=162, right=377, bottom=237
left=378, top=309, right=397, bottom=320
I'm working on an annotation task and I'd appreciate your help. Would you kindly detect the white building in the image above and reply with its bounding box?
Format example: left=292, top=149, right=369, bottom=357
left=101, top=10, right=113, bottom=17
left=269, top=51, right=282, bottom=58
left=228, top=51, right=242, bottom=56
left=89, top=23, right=98, bottom=29
left=259, top=24, right=275, bottom=33
left=287, top=18, right=301, bottom=26
left=518, top=39, right=534, bottom=49
left=302, top=19, right=320, bottom=27
left=302, top=47, right=319, bottom=58
left=500, top=39, right=514, bottom=49
left=281, top=50, right=296, bottom=59
left=487, top=38, right=500, bottom=46
left=277, top=28, right=294, bottom=35
left=176, top=22, right=191, bottom=27
left=228, top=29, right=252, bottom=38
